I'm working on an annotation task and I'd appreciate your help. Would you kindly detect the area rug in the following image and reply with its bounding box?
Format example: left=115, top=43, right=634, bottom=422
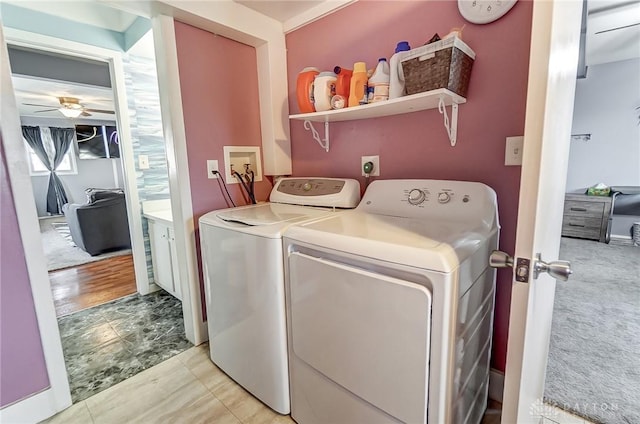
left=40, top=217, right=132, bottom=271
left=544, top=237, right=640, bottom=424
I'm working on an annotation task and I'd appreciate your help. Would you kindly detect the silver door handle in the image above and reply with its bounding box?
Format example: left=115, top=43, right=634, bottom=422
left=533, top=253, right=572, bottom=281
left=489, top=250, right=572, bottom=283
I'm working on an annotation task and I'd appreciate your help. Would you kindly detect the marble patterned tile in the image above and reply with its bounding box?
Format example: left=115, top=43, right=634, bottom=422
left=58, top=290, right=189, bottom=402
left=40, top=401, right=94, bottom=424
left=60, top=319, right=120, bottom=356
left=66, top=339, right=146, bottom=403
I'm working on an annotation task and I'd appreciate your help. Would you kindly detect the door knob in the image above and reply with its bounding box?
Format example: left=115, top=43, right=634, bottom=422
left=489, top=250, right=514, bottom=268
left=533, top=253, right=572, bottom=281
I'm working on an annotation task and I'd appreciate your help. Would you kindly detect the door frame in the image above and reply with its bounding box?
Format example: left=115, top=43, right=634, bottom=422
left=3, top=27, right=151, bottom=294
left=501, top=0, right=583, bottom=422
left=0, top=25, right=72, bottom=423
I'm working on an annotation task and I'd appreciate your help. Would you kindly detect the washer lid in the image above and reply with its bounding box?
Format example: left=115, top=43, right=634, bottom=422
left=200, top=203, right=338, bottom=238
left=284, top=211, right=497, bottom=272
left=216, top=203, right=315, bottom=226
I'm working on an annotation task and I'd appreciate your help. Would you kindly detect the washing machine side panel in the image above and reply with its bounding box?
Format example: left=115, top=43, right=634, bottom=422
left=200, top=223, right=290, bottom=414
left=288, top=252, right=432, bottom=424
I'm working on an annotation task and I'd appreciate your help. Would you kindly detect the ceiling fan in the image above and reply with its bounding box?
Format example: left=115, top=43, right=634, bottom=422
left=24, top=97, right=115, bottom=118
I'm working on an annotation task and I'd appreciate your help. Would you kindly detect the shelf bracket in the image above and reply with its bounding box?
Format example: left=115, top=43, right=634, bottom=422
left=303, top=120, right=330, bottom=152
left=438, top=96, right=459, bottom=147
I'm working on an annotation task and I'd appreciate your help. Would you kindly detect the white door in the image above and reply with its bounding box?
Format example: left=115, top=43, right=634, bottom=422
left=501, top=1, right=583, bottom=423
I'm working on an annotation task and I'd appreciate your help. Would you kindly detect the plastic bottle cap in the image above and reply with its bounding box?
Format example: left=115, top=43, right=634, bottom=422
left=317, top=71, right=337, bottom=77
left=353, top=62, right=367, bottom=73
left=395, top=41, right=411, bottom=53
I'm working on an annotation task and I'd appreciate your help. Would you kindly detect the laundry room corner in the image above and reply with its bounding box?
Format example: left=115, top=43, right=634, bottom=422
left=285, top=0, right=534, bottom=375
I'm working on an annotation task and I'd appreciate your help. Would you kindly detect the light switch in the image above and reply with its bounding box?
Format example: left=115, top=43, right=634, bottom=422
left=139, top=155, right=150, bottom=170
left=505, top=136, right=524, bottom=166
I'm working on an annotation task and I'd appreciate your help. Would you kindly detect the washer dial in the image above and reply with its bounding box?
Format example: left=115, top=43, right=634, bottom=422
left=408, top=189, right=426, bottom=205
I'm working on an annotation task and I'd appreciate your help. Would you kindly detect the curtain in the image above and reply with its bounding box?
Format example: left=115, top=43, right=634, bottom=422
left=21, top=126, right=74, bottom=215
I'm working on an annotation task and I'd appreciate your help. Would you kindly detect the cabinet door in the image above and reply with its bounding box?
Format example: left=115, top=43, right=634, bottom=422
left=167, top=227, right=182, bottom=300
left=148, top=220, right=175, bottom=294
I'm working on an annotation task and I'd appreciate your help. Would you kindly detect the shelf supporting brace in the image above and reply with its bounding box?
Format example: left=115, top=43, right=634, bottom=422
left=303, top=120, right=330, bottom=152
left=438, top=96, right=459, bottom=147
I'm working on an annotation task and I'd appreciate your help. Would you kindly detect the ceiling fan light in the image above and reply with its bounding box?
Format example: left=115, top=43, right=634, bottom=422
left=59, top=107, right=82, bottom=118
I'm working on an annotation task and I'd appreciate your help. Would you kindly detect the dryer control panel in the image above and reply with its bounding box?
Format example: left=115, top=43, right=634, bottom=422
left=357, top=179, right=498, bottom=227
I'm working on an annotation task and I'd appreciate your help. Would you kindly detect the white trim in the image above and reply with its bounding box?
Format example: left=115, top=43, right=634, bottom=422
left=107, top=0, right=292, bottom=176
left=489, top=368, right=504, bottom=403
left=152, top=15, right=206, bottom=344
left=3, top=28, right=151, bottom=296
left=283, top=0, right=356, bottom=33
left=0, top=25, right=71, bottom=420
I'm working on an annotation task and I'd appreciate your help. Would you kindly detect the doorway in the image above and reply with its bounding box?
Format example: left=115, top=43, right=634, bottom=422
left=3, top=18, right=191, bottom=402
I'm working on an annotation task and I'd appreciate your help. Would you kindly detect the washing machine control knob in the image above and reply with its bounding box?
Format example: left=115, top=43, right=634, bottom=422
left=302, top=182, right=312, bottom=191
left=438, top=192, right=451, bottom=204
left=407, top=189, right=426, bottom=205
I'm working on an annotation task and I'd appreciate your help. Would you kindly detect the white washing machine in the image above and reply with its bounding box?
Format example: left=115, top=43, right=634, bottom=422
left=283, top=179, right=500, bottom=424
left=198, top=178, right=360, bottom=414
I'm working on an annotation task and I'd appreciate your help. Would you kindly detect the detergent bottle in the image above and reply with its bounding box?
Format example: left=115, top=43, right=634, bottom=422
left=348, top=62, right=368, bottom=107
left=389, top=41, right=411, bottom=99
left=369, top=58, right=390, bottom=103
left=296, top=67, right=319, bottom=113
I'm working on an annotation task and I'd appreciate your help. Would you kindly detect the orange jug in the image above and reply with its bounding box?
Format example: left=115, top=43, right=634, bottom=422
left=333, top=66, right=353, bottom=99
left=296, top=67, right=319, bottom=113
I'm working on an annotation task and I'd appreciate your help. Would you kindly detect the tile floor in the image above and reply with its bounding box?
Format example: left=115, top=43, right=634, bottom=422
left=57, top=290, right=191, bottom=402
left=44, top=342, right=592, bottom=424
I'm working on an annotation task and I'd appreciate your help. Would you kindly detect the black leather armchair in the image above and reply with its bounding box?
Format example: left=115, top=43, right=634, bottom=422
left=62, top=189, right=131, bottom=256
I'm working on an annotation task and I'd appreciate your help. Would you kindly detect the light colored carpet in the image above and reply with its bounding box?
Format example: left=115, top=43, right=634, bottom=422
left=40, top=217, right=132, bottom=271
left=544, top=237, right=640, bottom=424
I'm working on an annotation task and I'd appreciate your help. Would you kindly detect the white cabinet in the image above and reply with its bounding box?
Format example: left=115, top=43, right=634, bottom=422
left=147, top=219, right=182, bottom=300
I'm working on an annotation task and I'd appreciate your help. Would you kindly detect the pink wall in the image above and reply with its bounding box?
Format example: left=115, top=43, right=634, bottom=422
left=174, top=21, right=272, bottom=319
left=286, top=0, right=533, bottom=371
left=0, top=136, right=50, bottom=407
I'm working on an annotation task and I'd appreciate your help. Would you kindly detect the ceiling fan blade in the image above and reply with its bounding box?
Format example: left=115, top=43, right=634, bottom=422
left=84, top=108, right=115, bottom=114
left=34, top=109, right=59, bottom=113
left=24, top=103, right=57, bottom=108
left=81, top=111, right=92, bottom=117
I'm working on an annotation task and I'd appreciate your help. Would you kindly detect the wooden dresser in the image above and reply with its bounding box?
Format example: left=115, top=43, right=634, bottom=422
left=561, top=194, right=612, bottom=242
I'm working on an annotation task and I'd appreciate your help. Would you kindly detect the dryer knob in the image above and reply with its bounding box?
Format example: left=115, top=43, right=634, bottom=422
left=438, top=192, right=451, bottom=204
left=408, top=189, right=426, bottom=205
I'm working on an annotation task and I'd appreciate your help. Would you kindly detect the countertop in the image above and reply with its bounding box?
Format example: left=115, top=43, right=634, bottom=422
left=143, top=210, right=173, bottom=226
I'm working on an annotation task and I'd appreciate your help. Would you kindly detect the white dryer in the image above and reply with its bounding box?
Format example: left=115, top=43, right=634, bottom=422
left=283, top=179, right=500, bottom=424
left=198, top=178, right=360, bottom=414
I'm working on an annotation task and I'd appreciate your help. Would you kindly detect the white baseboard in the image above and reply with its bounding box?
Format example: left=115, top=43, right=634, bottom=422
left=489, top=368, right=505, bottom=403
left=0, top=387, right=70, bottom=424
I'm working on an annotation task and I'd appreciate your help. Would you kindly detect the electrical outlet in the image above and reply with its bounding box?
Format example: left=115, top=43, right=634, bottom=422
left=505, top=136, right=524, bottom=166
left=207, top=160, right=219, bottom=179
left=138, top=155, right=149, bottom=170
left=361, top=155, right=380, bottom=176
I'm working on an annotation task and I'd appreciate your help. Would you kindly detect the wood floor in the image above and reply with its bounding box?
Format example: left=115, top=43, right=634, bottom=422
left=49, top=254, right=137, bottom=316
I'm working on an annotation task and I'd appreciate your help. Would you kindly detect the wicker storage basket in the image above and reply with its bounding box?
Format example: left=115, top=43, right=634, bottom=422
left=401, top=37, right=475, bottom=97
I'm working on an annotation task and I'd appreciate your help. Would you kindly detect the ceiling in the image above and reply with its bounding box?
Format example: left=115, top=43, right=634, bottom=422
left=7, top=0, right=639, bottom=122
left=13, top=76, right=115, bottom=121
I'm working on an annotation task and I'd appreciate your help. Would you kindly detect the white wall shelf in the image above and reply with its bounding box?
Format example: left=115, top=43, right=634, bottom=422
left=289, top=88, right=467, bottom=151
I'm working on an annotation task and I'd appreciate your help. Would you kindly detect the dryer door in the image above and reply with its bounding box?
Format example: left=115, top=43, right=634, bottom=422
left=288, top=252, right=432, bottom=424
